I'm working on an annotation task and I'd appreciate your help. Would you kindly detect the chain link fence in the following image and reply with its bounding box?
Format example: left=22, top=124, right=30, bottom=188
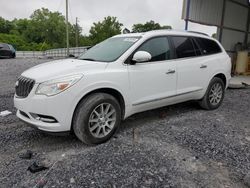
left=16, top=46, right=91, bottom=58
left=16, top=51, right=44, bottom=58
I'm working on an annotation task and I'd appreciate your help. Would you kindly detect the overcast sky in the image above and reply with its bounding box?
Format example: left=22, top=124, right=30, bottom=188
left=0, top=0, right=217, bottom=36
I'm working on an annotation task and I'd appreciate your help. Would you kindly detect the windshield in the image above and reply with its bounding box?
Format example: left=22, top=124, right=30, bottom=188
left=79, top=36, right=140, bottom=62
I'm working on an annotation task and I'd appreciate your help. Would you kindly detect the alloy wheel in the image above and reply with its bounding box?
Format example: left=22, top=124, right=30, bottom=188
left=88, top=103, right=116, bottom=138
left=209, top=83, right=223, bottom=106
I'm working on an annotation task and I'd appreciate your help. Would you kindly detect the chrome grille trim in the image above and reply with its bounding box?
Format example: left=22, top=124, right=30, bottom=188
left=15, top=76, right=35, bottom=98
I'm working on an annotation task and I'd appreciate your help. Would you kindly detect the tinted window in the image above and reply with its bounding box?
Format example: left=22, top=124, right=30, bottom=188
left=8, top=45, right=15, bottom=51
left=191, top=38, right=202, bottom=56
left=195, top=38, right=222, bottom=55
left=172, top=37, right=196, bottom=58
left=136, top=37, right=171, bottom=62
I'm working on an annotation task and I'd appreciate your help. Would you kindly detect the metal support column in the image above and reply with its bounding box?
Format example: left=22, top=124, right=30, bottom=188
left=185, top=0, right=191, bottom=30
left=219, top=0, right=227, bottom=42
left=244, top=6, right=250, bottom=47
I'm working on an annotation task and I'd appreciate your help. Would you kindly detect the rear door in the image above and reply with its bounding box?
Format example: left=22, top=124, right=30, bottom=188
left=171, top=36, right=209, bottom=95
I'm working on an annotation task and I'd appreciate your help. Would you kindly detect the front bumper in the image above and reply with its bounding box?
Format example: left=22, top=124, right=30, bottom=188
left=16, top=109, right=62, bottom=132
left=14, top=85, right=77, bottom=132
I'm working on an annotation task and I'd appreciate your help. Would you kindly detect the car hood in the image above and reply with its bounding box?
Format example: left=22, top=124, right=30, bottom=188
left=22, top=59, right=107, bottom=83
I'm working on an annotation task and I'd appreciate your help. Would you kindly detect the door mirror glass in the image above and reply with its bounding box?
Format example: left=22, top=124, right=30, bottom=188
left=132, top=51, right=152, bottom=63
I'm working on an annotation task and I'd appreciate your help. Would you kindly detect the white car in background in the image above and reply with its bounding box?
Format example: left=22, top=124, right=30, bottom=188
left=14, top=30, right=231, bottom=145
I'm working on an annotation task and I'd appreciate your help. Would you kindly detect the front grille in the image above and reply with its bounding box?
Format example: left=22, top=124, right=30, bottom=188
left=15, top=76, right=35, bottom=98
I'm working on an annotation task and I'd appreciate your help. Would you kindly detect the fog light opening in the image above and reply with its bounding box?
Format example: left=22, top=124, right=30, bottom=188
left=30, top=113, right=58, bottom=123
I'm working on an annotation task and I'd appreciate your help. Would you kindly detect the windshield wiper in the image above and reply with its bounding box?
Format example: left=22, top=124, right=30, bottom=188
left=80, top=58, right=96, bottom=61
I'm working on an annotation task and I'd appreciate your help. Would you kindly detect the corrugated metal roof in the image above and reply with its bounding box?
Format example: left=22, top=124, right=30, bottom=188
left=182, top=0, right=224, bottom=26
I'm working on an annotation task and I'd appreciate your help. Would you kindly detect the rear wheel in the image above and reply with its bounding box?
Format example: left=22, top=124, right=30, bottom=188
left=73, top=93, right=121, bottom=145
left=199, top=77, right=225, bottom=110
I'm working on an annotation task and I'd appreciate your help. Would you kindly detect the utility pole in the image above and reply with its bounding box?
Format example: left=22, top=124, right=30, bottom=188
left=75, top=17, right=78, bottom=47
left=66, top=0, right=69, bottom=56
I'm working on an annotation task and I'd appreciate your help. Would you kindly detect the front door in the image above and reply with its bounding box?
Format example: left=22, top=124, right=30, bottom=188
left=128, top=37, right=177, bottom=107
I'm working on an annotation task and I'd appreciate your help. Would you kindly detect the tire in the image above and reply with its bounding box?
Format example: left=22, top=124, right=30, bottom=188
left=12, top=53, right=16, bottom=58
left=73, top=93, right=121, bottom=145
left=199, top=77, right=225, bottom=110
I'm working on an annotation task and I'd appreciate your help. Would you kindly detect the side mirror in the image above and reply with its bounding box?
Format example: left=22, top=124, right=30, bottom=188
left=132, top=51, right=152, bottom=63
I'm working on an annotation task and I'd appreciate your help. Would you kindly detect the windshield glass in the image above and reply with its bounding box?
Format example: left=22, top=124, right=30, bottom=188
left=79, top=36, right=140, bottom=62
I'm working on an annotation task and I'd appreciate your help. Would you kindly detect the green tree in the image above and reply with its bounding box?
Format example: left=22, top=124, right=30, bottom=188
left=69, top=23, right=84, bottom=47
left=0, top=11, right=126, bottom=50
left=0, top=33, right=27, bottom=50
left=10, top=18, right=30, bottom=36
left=25, top=8, right=67, bottom=48
left=0, top=17, right=14, bottom=33
left=89, top=16, right=123, bottom=44
left=78, top=36, right=92, bottom=46
left=132, top=20, right=172, bottom=33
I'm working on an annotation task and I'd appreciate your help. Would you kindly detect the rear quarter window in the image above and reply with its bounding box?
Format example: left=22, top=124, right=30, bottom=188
left=195, top=38, right=222, bottom=55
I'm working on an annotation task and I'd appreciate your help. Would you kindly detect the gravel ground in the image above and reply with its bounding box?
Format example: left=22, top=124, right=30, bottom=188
left=0, top=58, right=249, bottom=188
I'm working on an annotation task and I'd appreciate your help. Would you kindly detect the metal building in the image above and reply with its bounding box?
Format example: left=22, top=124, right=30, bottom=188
left=182, top=0, right=250, bottom=55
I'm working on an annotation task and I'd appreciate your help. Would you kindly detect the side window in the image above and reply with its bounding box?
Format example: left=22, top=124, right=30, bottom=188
left=8, top=45, right=15, bottom=51
left=195, top=38, right=222, bottom=55
left=171, top=37, right=196, bottom=58
left=136, top=37, right=171, bottom=62
left=191, top=38, right=202, bottom=56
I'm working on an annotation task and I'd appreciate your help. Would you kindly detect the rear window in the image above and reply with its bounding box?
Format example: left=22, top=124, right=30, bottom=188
left=171, top=37, right=196, bottom=58
left=195, top=38, right=222, bottom=55
left=0, top=44, right=10, bottom=50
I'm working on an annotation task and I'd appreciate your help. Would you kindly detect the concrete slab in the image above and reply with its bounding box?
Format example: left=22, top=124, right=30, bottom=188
left=229, top=76, right=250, bottom=89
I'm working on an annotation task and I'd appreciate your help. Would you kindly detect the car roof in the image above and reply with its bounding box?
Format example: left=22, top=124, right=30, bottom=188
left=0, top=43, right=12, bottom=46
left=115, top=29, right=212, bottom=40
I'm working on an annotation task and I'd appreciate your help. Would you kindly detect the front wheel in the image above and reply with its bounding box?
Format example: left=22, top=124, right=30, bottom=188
left=199, top=77, right=225, bottom=110
left=11, top=52, right=16, bottom=58
left=73, top=93, right=121, bottom=145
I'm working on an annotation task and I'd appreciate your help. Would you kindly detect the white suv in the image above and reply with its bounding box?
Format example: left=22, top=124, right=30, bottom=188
left=14, top=30, right=231, bottom=144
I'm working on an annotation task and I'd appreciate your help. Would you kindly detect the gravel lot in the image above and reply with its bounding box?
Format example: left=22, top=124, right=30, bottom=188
left=0, top=58, right=249, bottom=188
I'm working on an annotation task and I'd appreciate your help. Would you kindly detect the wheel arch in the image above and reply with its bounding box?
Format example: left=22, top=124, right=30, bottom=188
left=213, top=73, right=227, bottom=87
left=71, top=87, right=126, bottom=131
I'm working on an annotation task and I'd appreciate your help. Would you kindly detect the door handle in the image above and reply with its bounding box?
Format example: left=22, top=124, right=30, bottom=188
left=166, top=69, right=176, bottom=74
left=200, top=64, right=207, bottom=69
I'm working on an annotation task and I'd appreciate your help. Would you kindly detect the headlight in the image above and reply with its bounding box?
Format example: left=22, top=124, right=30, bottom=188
left=36, top=74, right=83, bottom=96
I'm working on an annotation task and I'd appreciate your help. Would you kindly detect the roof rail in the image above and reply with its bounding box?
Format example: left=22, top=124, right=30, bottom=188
left=187, top=31, right=209, bottom=36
